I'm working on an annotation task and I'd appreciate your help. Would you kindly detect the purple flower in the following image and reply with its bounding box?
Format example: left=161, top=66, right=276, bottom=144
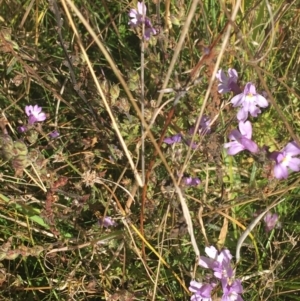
left=25, top=105, right=46, bottom=125
left=269, top=141, right=300, bottom=179
left=144, top=24, right=157, bottom=40
left=128, top=2, right=156, bottom=40
left=221, top=278, right=243, bottom=301
left=231, top=82, right=268, bottom=122
left=216, top=69, right=239, bottom=94
left=189, top=280, right=215, bottom=301
left=17, top=125, right=27, bottom=133
left=128, top=2, right=147, bottom=26
left=199, top=246, right=234, bottom=280
left=263, top=212, right=279, bottom=232
left=98, top=216, right=116, bottom=228
left=183, top=176, right=201, bottom=186
left=49, top=130, right=60, bottom=139
left=224, top=121, right=258, bottom=155
left=163, top=133, right=182, bottom=145
left=189, top=115, right=211, bottom=135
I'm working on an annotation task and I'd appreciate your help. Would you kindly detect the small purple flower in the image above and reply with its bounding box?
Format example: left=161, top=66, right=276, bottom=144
left=269, top=141, right=300, bottom=179
left=128, top=2, right=147, bottom=26
left=128, top=2, right=156, bottom=40
left=189, top=280, right=215, bottom=301
left=49, top=130, right=60, bottom=139
left=199, top=246, right=234, bottom=280
left=224, top=121, right=258, bottom=155
left=221, top=278, right=243, bottom=301
left=231, top=82, right=268, bottom=122
left=163, top=133, right=182, bottom=145
left=183, top=176, right=201, bottom=186
left=25, top=105, right=46, bottom=125
left=17, top=125, right=27, bottom=133
left=263, top=212, right=279, bottom=232
left=189, top=115, right=211, bottom=135
left=144, top=24, right=157, bottom=40
left=98, top=216, right=116, bottom=228
left=216, top=69, right=239, bottom=94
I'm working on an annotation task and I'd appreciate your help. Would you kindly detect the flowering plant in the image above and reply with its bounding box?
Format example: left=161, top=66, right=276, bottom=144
left=190, top=246, right=244, bottom=301
left=25, top=105, right=46, bottom=125
left=128, top=2, right=156, bottom=40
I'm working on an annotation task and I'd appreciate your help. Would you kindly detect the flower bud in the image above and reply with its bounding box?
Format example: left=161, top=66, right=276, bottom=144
left=128, top=70, right=140, bottom=91
left=109, top=84, right=120, bottom=104
left=13, top=140, right=28, bottom=157
left=0, top=134, right=14, bottom=160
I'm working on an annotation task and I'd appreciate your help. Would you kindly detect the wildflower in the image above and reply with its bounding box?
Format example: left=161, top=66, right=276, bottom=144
left=98, top=216, right=116, bottom=228
left=231, top=82, right=268, bottom=122
left=144, top=22, right=157, bottom=40
left=269, top=141, right=300, bottom=179
left=224, top=121, right=258, bottom=155
left=216, top=69, right=239, bottom=94
left=188, top=115, right=211, bottom=135
left=128, top=2, right=147, bottom=26
left=221, top=278, right=244, bottom=301
left=163, top=133, right=182, bottom=145
left=49, top=130, right=60, bottom=139
left=189, top=280, right=215, bottom=301
left=199, top=246, right=234, bottom=280
left=25, top=105, right=46, bottom=125
left=17, top=125, right=27, bottom=133
left=182, top=176, right=201, bottom=186
left=263, top=212, right=279, bottom=232
left=128, top=1, right=156, bottom=40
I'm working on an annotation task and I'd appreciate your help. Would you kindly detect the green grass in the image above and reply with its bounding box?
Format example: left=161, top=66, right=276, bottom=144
left=0, top=0, right=300, bottom=300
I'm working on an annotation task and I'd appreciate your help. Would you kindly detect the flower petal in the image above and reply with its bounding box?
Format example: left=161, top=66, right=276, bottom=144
left=287, top=157, right=300, bottom=171
left=205, top=246, right=218, bottom=259
left=284, top=141, right=300, bottom=156
left=238, top=121, right=252, bottom=138
left=248, top=102, right=261, bottom=117
left=240, top=138, right=258, bottom=153
left=274, top=164, right=288, bottom=179
left=228, top=129, right=242, bottom=141
left=199, top=256, right=215, bottom=269
left=244, top=82, right=256, bottom=95
left=163, top=134, right=181, bottom=144
left=137, top=2, right=146, bottom=15
left=216, top=69, right=227, bottom=82
left=25, top=105, right=33, bottom=116
left=231, top=94, right=244, bottom=107
left=224, top=142, right=245, bottom=155
left=236, top=107, right=248, bottom=122
left=228, top=68, right=238, bottom=81
left=255, top=94, right=268, bottom=108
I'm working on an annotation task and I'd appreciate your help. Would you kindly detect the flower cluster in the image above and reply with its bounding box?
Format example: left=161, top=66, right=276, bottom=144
left=190, top=246, right=243, bottom=301
left=128, top=2, right=156, bottom=40
left=263, top=212, right=280, bottom=232
left=18, top=105, right=59, bottom=140
left=218, top=68, right=300, bottom=180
